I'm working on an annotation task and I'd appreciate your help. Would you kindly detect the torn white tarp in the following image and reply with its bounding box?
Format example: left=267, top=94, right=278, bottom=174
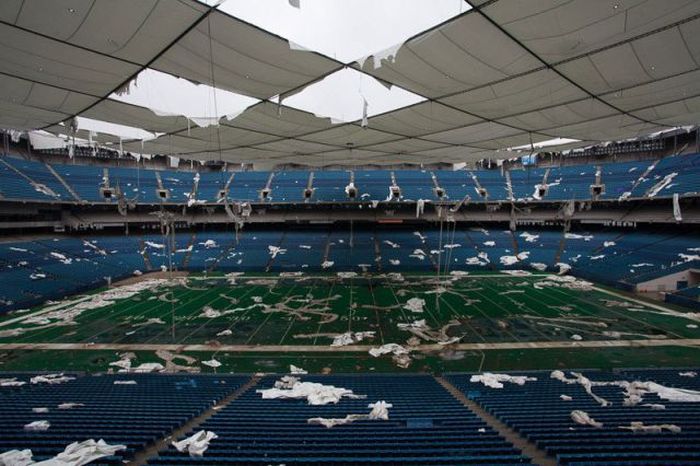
left=202, top=359, right=222, bottom=368
left=416, top=199, right=425, bottom=218
left=307, top=400, right=392, bottom=428
left=403, top=297, right=426, bottom=313
left=470, top=373, right=537, bottom=389
left=0, top=449, right=33, bottom=466
left=330, top=331, right=375, bottom=347
left=648, top=172, right=677, bottom=197
left=290, top=364, right=307, bottom=375
left=23, top=420, right=50, bottom=432
left=30, top=373, right=75, bottom=385
left=268, top=245, right=287, bottom=259
left=257, top=376, right=365, bottom=405
left=200, top=306, right=222, bottom=318
left=571, top=410, right=603, bottom=428
left=172, top=431, right=218, bottom=458
left=622, top=380, right=700, bottom=404
left=130, top=363, right=164, bottom=373
left=369, top=343, right=409, bottom=358
left=369, top=344, right=412, bottom=368
left=57, top=403, right=84, bottom=410
left=519, top=232, right=540, bottom=243
left=551, top=371, right=610, bottom=407
left=673, top=193, right=682, bottom=222
left=0, top=378, right=26, bottom=387
left=49, top=440, right=125, bottom=465
left=619, top=421, right=681, bottom=433
left=397, top=319, right=461, bottom=345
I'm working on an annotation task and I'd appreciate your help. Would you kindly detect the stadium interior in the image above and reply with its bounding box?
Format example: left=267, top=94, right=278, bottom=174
left=0, top=1, right=699, bottom=464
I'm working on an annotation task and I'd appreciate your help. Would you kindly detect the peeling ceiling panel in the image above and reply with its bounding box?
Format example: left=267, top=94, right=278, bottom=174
left=227, top=102, right=334, bottom=137
left=82, top=99, right=190, bottom=134
left=0, top=100, right=69, bottom=131
left=122, top=134, right=212, bottom=155
left=355, top=11, right=541, bottom=98
left=299, top=125, right=398, bottom=147
left=556, top=21, right=700, bottom=95
left=152, top=10, right=340, bottom=100
left=468, top=132, right=551, bottom=151
left=544, top=114, right=664, bottom=141
left=410, top=145, right=487, bottom=161
left=632, top=95, right=700, bottom=127
left=0, top=23, right=139, bottom=97
left=478, top=0, right=700, bottom=63
left=422, top=121, right=523, bottom=145
left=499, top=99, right=615, bottom=132
left=0, top=74, right=96, bottom=117
left=184, top=124, right=279, bottom=148
left=441, top=69, right=586, bottom=120
left=367, top=101, right=482, bottom=137
left=187, top=147, right=288, bottom=163
left=362, top=138, right=451, bottom=154
left=603, top=70, right=700, bottom=112
left=0, top=0, right=208, bottom=64
left=252, top=139, right=337, bottom=154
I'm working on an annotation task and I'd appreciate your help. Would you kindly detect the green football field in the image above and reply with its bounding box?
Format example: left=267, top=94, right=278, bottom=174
left=0, top=272, right=698, bottom=373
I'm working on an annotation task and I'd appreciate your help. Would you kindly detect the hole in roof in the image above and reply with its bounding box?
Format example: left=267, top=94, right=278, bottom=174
left=218, top=0, right=469, bottom=62
left=509, top=138, right=581, bottom=151
left=110, top=69, right=259, bottom=123
left=76, top=116, right=160, bottom=141
left=283, top=68, right=425, bottom=123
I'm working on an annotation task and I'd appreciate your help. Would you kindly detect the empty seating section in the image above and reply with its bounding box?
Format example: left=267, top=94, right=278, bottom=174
left=2, top=158, right=72, bottom=200
left=52, top=163, right=107, bottom=202
left=355, top=170, right=393, bottom=200
left=196, top=172, right=228, bottom=201
left=394, top=170, right=437, bottom=200
left=0, top=158, right=63, bottom=201
left=229, top=171, right=269, bottom=201
left=472, top=170, right=508, bottom=200
left=434, top=170, right=472, bottom=200
left=446, top=369, right=700, bottom=465
left=311, top=170, right=351, bottom=202
left=546, top=165, right=595, bottom=200
left=150, top=374, right=528, bottom=465
left=1, top=229, right=697, bottom=312
left=107, top=166, right=158, bottom=203
left=0, top=373, right=248, bottom=464
left=509, top=168, right=547, bottom=200
left=270, top=231, right=328, bottom=271
left=271, top=171, right=308, bottom=202
left=2, top=153, right=700, bottom=203
left=327, top=230, right=378, bottom=271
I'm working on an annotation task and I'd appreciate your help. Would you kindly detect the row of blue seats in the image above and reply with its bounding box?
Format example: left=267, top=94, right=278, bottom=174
left=149, top=374, right=529, bottom=465
left=0, top=372, right=249, bottom=464
left=446, top=368, right=700, bottom=465
left=2, top=153, right=700, bottom=203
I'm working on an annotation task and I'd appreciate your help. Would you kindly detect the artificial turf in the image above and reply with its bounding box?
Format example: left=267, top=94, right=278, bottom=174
left=0, top=272, right=697, bottom=373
